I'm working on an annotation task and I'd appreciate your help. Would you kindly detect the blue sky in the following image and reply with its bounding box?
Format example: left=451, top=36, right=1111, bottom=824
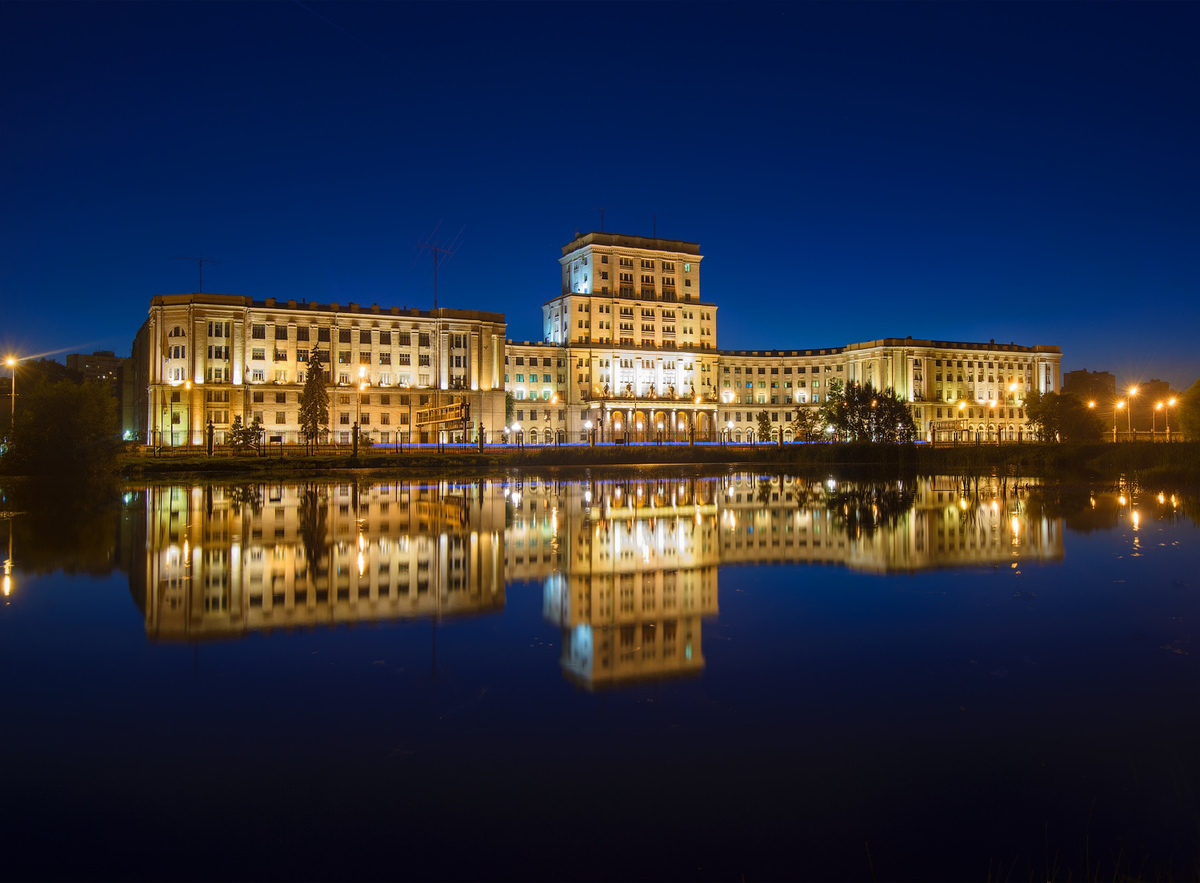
left=2, top=2, right=1197, bottom=390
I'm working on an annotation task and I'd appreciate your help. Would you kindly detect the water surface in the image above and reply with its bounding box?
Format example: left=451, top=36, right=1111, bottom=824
left=1, top=473, right=1196, bottom=881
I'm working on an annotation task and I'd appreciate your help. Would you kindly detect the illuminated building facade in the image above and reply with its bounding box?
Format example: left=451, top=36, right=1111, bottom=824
left=131, top=295, right=508, bottom=446
left=508, top=232, right=1063, bottom=444
left=128, top=234, right=1061, bottom=446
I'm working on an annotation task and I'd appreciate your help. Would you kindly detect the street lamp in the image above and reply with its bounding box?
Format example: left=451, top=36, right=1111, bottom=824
left=5, top=356, right=17, bottom=434
left=657, top=421, right=663, bottom=445
left=584, top=419, right=594, bottom=446
left=726, top=419, right=733, bottom=446
left=1165, top=397, right=1176, bottom=440
left=1127, top=386, right=1138, bottom=439
left=957, top=400, right=966, bottom=444
left=354, top=367, right=367, bottom=454
left=1115, top=400, right=1124, bottom=443
left=512, top=421, right=522, bottom=448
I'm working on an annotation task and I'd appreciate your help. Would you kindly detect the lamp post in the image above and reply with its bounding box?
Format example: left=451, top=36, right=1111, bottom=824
left=1114, top=400, right=1124, bottom=443
left=727, top=419, right=734, bottom=446
left=5, top=356, right=17, bottom=437
left=1127, top=386, right=1138, bottom=439
left=585, top=419, right=594, bottom=446
left=957, top=400, right=966, bottom=444
left=657, top=421, right=663, bottom=446
left=512, top=421, right=522, bottom=449
left=1165, top=397, right=1176, bottom=440
left=1008, top=382, right=1019, bottom=444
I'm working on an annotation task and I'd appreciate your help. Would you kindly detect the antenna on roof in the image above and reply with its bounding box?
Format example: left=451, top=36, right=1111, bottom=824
left=173, top=256, right=222, bottom=293
left=415, top=224, right=464, bottom=310
left=588, top=206, right=611, bottom=233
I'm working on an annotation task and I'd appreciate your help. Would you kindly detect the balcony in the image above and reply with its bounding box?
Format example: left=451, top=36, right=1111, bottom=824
left=579, top=384, right=719, bottom=406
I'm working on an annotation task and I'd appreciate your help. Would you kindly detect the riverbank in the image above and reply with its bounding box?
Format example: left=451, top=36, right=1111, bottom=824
left=114, top=441, right=1200, bottom=485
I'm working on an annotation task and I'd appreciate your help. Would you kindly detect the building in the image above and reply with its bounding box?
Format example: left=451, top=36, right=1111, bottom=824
left=131, top=295, right=508, bottom=446
left=1062, top=369, right=1116, bottom=403
left=65, top=349, right=126, bottom=387
left=507, top=233, right=1062, bottom=445
left=128, top=232, right=1062, bottom=446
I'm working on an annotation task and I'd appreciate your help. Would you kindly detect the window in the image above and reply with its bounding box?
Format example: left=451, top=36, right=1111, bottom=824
left=360, top=330, right=371, bottom=345
left=251, top=325, right=266, bottom=340
left=339, top=329, right=352, bottom=343
left=275, top=392, right=286, bottom=403
left=275, top=325, right=287, bottom=340
left=251, top=348, right=265, bottom=361
left=296, top=327, right=310, bottom=342
left=275, top=411, right=286, bottom=424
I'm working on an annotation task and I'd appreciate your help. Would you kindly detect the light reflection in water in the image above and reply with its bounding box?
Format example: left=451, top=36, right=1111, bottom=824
left=108, top=474, right=1094, bottom=688
left=12, top=474, right=1187, bottom=682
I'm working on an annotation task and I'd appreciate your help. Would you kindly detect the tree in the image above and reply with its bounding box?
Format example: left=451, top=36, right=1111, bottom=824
left=1177, top=378, right=1200, bottom=441
left=821, top=380, right=917, bottom=443
left=1025, top=391, right=1103, bottom=442
left=755, top=410, right=772, bottom=443
left=1, top=380, right=120, bottom=479
left=229, top=415, right=263, bottom=454
left=298, top=353, right=330, bottom=453
left=505, top=391, right=515, bottom=425
left=791, top=407, right=819, bottom=442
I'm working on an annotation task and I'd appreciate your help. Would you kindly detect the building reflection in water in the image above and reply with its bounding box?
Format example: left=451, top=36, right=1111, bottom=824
left=128, top=473, right=1070, bottom=687
left=130, top=481, right=507, bottom=642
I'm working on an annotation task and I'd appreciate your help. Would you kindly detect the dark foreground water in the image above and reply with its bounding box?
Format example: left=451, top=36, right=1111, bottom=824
left=1, top=472, right=1197, bottom=882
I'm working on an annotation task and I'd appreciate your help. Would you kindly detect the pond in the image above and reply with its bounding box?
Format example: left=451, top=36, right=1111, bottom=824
left=1, top=472, right=1196, bottom=881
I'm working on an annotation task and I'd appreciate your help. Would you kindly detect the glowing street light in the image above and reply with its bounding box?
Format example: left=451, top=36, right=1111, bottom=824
left=1126, top=387, right=1137, bottom=437
left=584, top=419, right=594, bottom=446
left=1165, top=397, right=1176, bottom=440
left=6, top=355, right=17, bottom=432
left=1115, top=400, right=1124, bottom=443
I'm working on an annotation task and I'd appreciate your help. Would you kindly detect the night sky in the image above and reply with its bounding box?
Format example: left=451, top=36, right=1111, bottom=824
left=2, top=2, right=1197, bottom=390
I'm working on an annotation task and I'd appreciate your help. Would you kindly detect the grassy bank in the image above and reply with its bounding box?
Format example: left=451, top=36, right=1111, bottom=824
left=113, top=440, right=1200, bottom=485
